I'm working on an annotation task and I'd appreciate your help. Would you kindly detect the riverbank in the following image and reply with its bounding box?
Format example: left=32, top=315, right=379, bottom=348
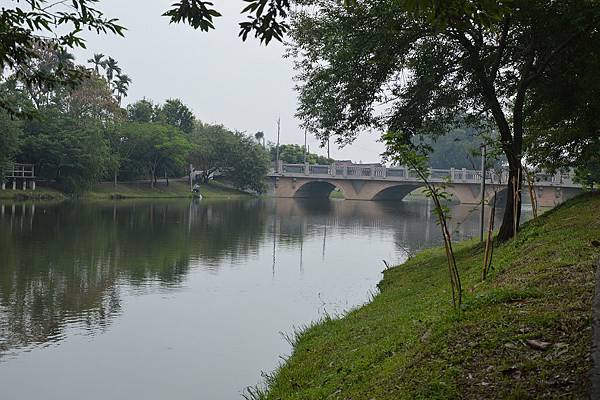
left=0, top=187, right=66, bottom=201
left=0, top=181, right=250, bottom=201
left=84, top=181, right=249, bottom=200
left=255, top=193, right=600, bottom=399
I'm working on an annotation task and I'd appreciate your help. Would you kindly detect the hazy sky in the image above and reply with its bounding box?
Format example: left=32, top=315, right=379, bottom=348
left=71, top=0, right=384, bottom=162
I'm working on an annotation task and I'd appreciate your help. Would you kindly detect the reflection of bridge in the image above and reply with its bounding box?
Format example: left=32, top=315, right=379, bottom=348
left=269, top=163, right=582, bottom=207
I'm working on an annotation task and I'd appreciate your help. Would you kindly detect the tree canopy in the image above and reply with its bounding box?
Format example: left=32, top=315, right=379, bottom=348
left=188, top=123, right=271, bottom=193
left=0, top=50, right=271, bottom=194
left=287, top=0, right=600, bottom=240
left=0, top=0, right=294, bottom=114
left=416, top=127, right=501, bottom=170
left=270, top=144, right=333, bottom=165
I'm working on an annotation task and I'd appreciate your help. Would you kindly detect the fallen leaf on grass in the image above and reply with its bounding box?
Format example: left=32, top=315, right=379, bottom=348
left=526, top=339, right=552, bottom=351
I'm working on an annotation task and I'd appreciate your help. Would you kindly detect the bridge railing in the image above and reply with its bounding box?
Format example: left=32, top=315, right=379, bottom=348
left=282, top=164, right=305, bottom=174
left=275, top=163, right=577, bottom=186
left=309, top=165, right=330, bottom=175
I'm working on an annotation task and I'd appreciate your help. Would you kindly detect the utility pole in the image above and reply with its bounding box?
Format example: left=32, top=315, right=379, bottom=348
left=276, top=117, right=281, bottom=172
left=479, top=143, right=487, bottom=242
left=303, top=128, right=307, bottom=164
left=189, top=164, right=193, bottom=192
left=327, top=133, right=330, bottom=160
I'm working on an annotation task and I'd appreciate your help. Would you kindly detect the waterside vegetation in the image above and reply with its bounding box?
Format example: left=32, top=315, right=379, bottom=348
left=0, top=181, right=249, bottom=201
left=250, top=193, right=600, bottom=399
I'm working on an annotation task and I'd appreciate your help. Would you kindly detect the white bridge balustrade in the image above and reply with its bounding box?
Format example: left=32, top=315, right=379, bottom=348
left=274, top=163, right=577, bottom=186
left=269, top=162, right=581, bottom=207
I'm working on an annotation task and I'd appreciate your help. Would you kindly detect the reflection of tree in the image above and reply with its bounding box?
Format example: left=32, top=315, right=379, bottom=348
left=0, top=197, right=516, bottom=359
left=271, top=199, right=510, bottom=252
left=0, top=199, right=269, bottom=358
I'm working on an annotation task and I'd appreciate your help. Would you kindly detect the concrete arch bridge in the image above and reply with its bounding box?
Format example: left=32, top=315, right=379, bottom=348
left=269, top=163, right=582, bottom=208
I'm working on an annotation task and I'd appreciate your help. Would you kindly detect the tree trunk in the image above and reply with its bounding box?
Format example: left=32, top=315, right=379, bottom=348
left=497, top=164, right=522, bottom=242
left=113, top=169, right=118, bottom=188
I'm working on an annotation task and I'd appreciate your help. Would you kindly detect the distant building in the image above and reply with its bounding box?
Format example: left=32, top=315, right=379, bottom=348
left=333, top=160, right=353, bottom=166
left=334, top=160, right=383, bottom=167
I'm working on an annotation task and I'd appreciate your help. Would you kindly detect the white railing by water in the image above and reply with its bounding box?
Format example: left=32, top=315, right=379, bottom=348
left=273, top=162, right=578, bottom=187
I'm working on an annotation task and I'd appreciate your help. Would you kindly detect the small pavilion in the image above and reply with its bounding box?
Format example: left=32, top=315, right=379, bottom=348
left=1, top=163, right=36, bottom=191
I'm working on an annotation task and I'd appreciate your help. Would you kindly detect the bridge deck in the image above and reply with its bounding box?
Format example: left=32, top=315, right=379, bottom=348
left=269, top=163, right=579, bottom=188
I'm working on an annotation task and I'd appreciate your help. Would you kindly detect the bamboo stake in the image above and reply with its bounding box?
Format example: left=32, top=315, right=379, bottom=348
left=527, top=173, right=538, bottom=219
left=482, top=191, right=497, bottom=281
left=512, top=167, right=521, bottom=239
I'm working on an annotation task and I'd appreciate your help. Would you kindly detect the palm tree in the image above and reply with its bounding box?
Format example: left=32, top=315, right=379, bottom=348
left=254, top=131, right=265, bottom=148
left=87, top=53, right=105, bottom=74
left=104, top=57, right=121, bottom=83
left=114, top=74, right=132, bottom=105
left=56, top=49, right=75, bottom=68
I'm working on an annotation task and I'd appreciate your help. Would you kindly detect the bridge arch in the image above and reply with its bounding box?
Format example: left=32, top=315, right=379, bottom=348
left=293, top=180, right=345, bottom=199
left=371, top=184, right=425, bottom=201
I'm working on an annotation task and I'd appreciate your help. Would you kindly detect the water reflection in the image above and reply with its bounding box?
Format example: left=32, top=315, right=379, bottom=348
left=0, top=198, right=522, bottom=399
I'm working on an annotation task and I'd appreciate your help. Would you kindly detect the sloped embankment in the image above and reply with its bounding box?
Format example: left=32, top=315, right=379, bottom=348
left=257, top=193, right=600, bottom=399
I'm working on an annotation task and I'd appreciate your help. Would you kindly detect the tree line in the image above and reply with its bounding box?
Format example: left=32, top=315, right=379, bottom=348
left=0, top=48, right=271, bottom=194
left=1, top=0, right=598, bottom=241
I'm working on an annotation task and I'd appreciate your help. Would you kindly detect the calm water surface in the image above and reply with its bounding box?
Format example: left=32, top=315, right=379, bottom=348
left=0, top=198, right=521, bottom=399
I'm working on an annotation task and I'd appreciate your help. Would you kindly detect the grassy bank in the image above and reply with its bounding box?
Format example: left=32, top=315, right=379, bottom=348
left=1, top=181, right=250, bottom=201
left=255, top=193, right=600, bottom=399
left=84, top=181, right=249, bottom=200
left=0, top=187, right=66, bottom=200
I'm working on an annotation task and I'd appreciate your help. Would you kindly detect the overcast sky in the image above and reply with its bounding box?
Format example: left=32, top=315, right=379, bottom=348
left=71, top=0, right=384, bottom=163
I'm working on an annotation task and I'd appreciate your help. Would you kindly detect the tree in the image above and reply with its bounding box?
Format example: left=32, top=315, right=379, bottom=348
left=120, top=122, right=190, bottom=187
left=228, top=133, right=271, bottom=192
left=269, top=144, right=332, bottom=165
left=0, top=111, right=23, bottom=184
left=188, top=123, right=238, bottom=183
left=254, top=131, right=265, bottom=147
left=114, top=74, right=132, bottom=105
left=19, top=111, right=110, bottom=193
left=127, top=99, right=156, bottom=123
left=0, top=0, right=293, bottom=115
left=63, top=76, right=124, bottom=122
left=188, top=123, right=270, bottom=192
left=574, top=155, right=600, bottom=190
left=15, top=42, right=82, bottom=110
left=104, top=57, right=121, bottom=84
left=416, top=126, right=502, bottom=170
left=88, top=53, right=106, bottom=74
left=523, top=23, right=600, bottom=180
left=383, top=131, right=462, bottom=307
left=287, top=0, right=600, bottom=241
left=154, top=99, right=195, bottom=134
left=0, top=1, right=124, bottom=115
left=162, top=0, right=291, bottom=44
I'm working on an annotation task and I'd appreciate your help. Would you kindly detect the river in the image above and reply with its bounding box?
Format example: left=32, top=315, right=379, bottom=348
left=0, top=198, right=523, bottom=399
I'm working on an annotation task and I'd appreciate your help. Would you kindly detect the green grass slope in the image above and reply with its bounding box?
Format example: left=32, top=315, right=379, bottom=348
left=85, top=181, right=250, bottom=200
left=1, top=181, right=250, bottom=201
left=257, top=193, right=600, bottom=399
left=0, top=187, right=66, bottom=200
